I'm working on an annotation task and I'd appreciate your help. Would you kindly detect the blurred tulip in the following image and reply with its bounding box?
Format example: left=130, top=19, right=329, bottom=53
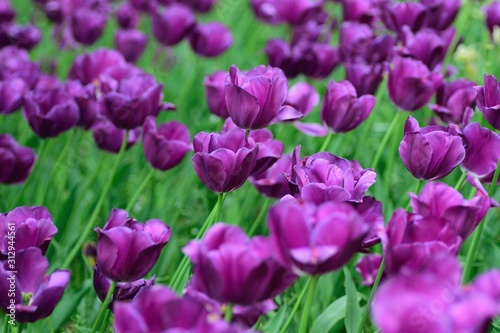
left=475, top=74, right=500, bottom=130
left=152, top=4, right=195, bottom=46
left=203, top=70, right=229, bottom=118
left=189, top=22, right=233, bottom=57
left=116, top=3, right=139, bottom=29
left=91, top=119, right=141, bottom=153
left=71, top=8, right=107, bottom=45
left=0, top=46, right=40, bottom=89
left=429, top=79, right=476, bottom=126
left=285, top=82, right=319, bottom=117
left=114, top=29, right=148, bottom=63
left=68, top=48, right=126, bottom=85
left=250, top=153, right=292, bottom=199
left=0, top=78, right=27, bottom=114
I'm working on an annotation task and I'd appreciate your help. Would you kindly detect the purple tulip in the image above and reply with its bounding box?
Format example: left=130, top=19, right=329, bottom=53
left=288, top=146, right=376, bottom=204
left=189, top=22, right=233, bottom=57
left=114, top=29, right=148, bottom=63
left=475, top=74, right=500, bottom=130
left=0, top=206, right=56, bottom=255
left=183, top=223, right=295, bottom=305
left=342, top=0, right=379, bottom=24
left=142, top=116, right=191, bottom=171
left=114, top=285, right=253, bottom=333
left=485, top=1, right=500, bottom=36
left=91, top=119, right=140, bottom=153
left=356, top=196, right=385, bottom=250
left=321, top=80, right=376, bottom=133
left=251, top=0, right=282, bottom=24
left=103, top=73, right=164, bottom=129
left=180, top=0, right=217, bottom=12
left=22, top=86, right=80, bottom=138
left=250, top=153, right=292, bottom=199
left=95, top=209, right=171, bottom=282
left=225, top=64, right=302, bottom=129
left=68, top=48, right=127, bottom=85
left=192, top=127, right=259, bottom=193
left=93, top=265, right=155, bottom=309
left=268, top=200, right=370, bottom=275
left=303, top=42, right=341, bottom=78
left=276, top=0, right=325, bottom=25
left=71, top=8, right=107, bottom=45
left=381, top=2, right=427, bottom=35
left=265, top=38, right=308, bottom=79
left=0, top=46, right=40, bottom=89
left=0, top=24, right=42, bottom=50
left=0, top=135, right=36, bottom=185
left=399, top=116, right=465, bottom=180
left=116, top=3, right=139, bottom=29
left=461, top=122, right=500, bottom=184
left=285, top=82, right=319, bottom=117
left=0, top=248, right=70, bottom=323
left=421, top=0, right=460, bottom=31
left=429, top=79, right=476, bottom=125
left=0, top=78, right=27, bottom=114
left=344, top=62, right=384, bottom=96
left=203, top=70, right=229, bottom=118
left=0, top=0, right=15, bottom=23
left=152, top=4, right=195, bottom=46
left=356, top=254, right=383, bottom=285
left=388, top=56, right=442, bottom=111
left=65, top=80, right=101, bottom=129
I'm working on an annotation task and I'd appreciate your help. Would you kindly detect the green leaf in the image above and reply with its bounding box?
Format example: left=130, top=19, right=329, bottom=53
left=263, top=304, right=288, bottom=333
left=344, top=267, right=361, bottom=333
left=310, top=296, right=347, bottom=333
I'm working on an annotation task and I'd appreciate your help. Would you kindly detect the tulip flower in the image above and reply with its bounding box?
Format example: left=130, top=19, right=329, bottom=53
left=276, top=0, right=325, bottom=25
left=0, top=46, right=40, bottom=89
left=381, top=2, right=427, bottom=35
left=189, top=22, right=233, bottom=57
left=268, top=200, right=370, bottom=275
left=250, top=154, right=292, bottom=199
left=91, top=119, right=141, bottom=153
left=345, top=62, right=384, bottom=96
left=356, top=254, right=383, bottom=285
left=93, top=265, right=155, bottom=309
left=0, top=0, right=15, bottom=23
left=225, top=64, right=302, bottom=129
left=65, top=80, right=101, bottom=129
left=421, top=0, right=460, bottom=31
left=142, top=116, right=191, bottom=171
left=183, top=223, right=295, bottom=305
left=116, top=3, right=139, bottom=29
left=321, top=80, right=376, bottom=133
left=342, top=0, right=378, bottom=24
left=251, top=0, right=282, bottom=24
left=0, top=24, right=41, bottom=50
left=71, top=8, right=107, bottom=45
left=114, top=29, right=148, bottom=63
left=192, top=127, right=259, bottom=192
left=152, top=4, right=195, bottom=46
left=68, top=48, right=127, bottom=85
left=399, top=116, right=465, bottom=180
left=0, top=248, right=70, bottom=323
left=203, top=70, right=229, bottom=118
left=0, top=135, right=36, bottom=185
left=95, top=209, right=172, bottom=282
left=285, top=82, right=319, bottom=117
left=461, top=122, right=500, bottom=184
left=0, top=206, right=57, bottom=256
left=288, top=146, right=376, bottom=204
left=485, top=1, right=500, bottom=36
left=0, top=78, right=27, bottom=114
left=388, top=57, right=442, bottom=111
left=475, top=74, right=500, bottom=131
left=429, top=78, right=476, bottom=125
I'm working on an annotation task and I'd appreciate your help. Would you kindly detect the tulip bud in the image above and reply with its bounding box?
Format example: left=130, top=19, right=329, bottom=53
left=152, top=4, right=195, bottom=46
left=114, top=29, right=148, bottom=63
left=189, top=22, right=233, bottom=57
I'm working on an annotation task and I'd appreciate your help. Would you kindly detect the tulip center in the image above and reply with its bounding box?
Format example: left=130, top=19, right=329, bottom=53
left=22, top=292, right=33, bottom=305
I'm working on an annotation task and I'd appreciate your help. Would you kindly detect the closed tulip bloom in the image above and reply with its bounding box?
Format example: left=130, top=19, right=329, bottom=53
left=321, top=80, right=376, bottom=133
left=250, top=153, right=292, bottom=199
left=152, top=4, right=195, bottom=46
left=192, top=127, right=259, bottom=192
left=342, top=0, right=378, bottom=24
left=22, top=87, right=80, bottom=138
left=116, top=3, right=139, bottom=29
left=285, top=82, right=319, bottom=117
left=276, top=0, right=325, bottom=25
left=68, top=48, right=126, bottom=85
left=93, top=265, right=155, bottom=309
left=91, top=119, right=141, bottom=153
left=0, top=0, right=15, bottom=23
left=71, top=8, right=107, bottom=45
left=303, top=42, right=340, bottom=78
left=485, top=1, right=500, bottom=36
left=0, top=135, right=36, bottom=185
left=400, top=27, right=451, bottom=71
left=265, top=38, right=308, bottom=79
left=399, top=116, right=465, bottom=180
left=0, top=248, right=70, bottom=323
left=0, top=46, right=40, bottom=89
left=268, top=200, right=370, bottom=275
left=189, top=22, right=233, bottom=57
left=251, top=0, right=282, bottom=24
left=114, top=29, right=148, bottom=63
left=421, top=0, right=460, bottom=31
left=181, top=0, right=217, bottom=12
left=289, top=146, right=376, bottom=204
left=0, top=78, right=27, bottom=114
left=225, top=64, right=302, bottom=129
left=203, top=70, right=229, bottom=118
left=461, top=122, right=500, bottom=184
left=475, top=74, right=500, bottom=130
left=381, top=2, right=427, bottom=34
left=345, top=62, right=384, bottom=96
left=0, top=24, right=41, bottom=50
left=429, top=79, right=476, bottom=125
left=356, top=254, right=383, bottom=285
left=65, top=80, right=101, bottom=129
left=103, top=73, right=164, bottom=129
left=142, top=116, right=191, bottom=171
left=183, top=223, right=295, bottom=305
left=95, top=209, right=171, bottom=282
left=0, top=206, right=56, bottom=255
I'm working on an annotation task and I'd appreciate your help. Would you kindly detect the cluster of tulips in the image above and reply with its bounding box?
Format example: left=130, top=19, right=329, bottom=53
left=1, top=0, right=500, bottom=331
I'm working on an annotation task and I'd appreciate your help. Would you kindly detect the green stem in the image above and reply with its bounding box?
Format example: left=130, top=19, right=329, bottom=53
left=462, top=159, right=500, bottom=284
left=248, top=198, right=271, bottom=236
left=370, top=111, right=404, bottom=172
left=357, top=259, right=385, bottom=333
left=125, top=168, right=155, bottom=212
left=91, top=280, right=116, bottom=333
left=38, top=130, right=77, bottom=205
left=224, top=304, right=234, bottom=323
left=278, top=278, right=311, bottom=333
left=62, top=132, right=129, bottom=269
left=15, top=323, right=22, bottom=333
left=169, top=193, right=226, bottom=292
left=454, top=172, right=467, bottom=191
left=299, top=275, right=318, bottom=333
left=405, top=180, right=424, bottom=211
left=319, top=132, right=334, bottom=152
left=3, top=316, right=8, bottom=333
left=98, top=308, right=112, bottom=333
